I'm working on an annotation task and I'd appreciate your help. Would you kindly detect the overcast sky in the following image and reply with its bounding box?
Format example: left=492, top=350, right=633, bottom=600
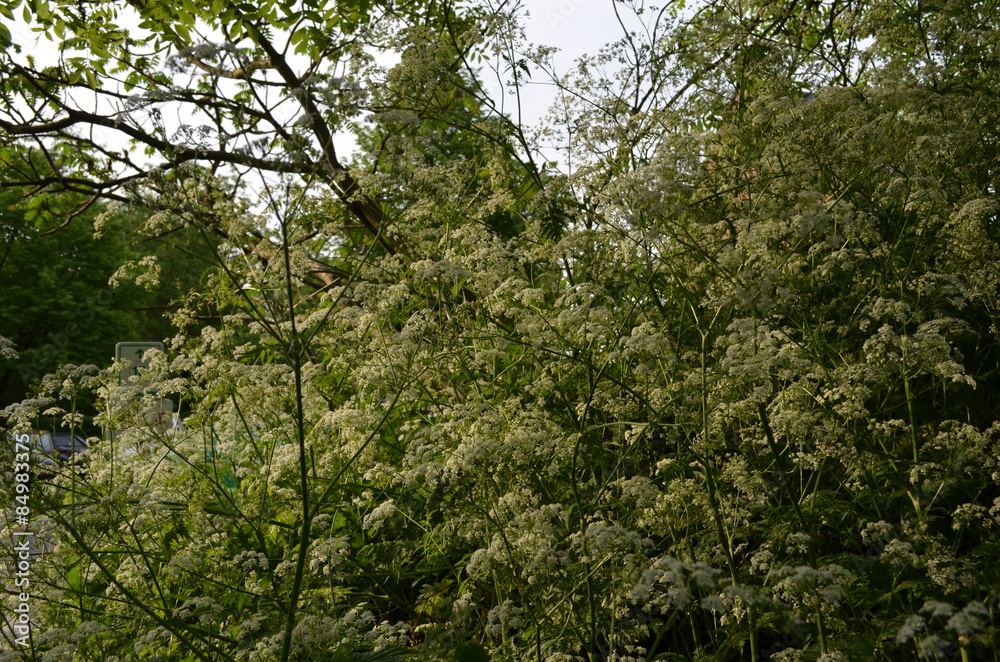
left=510, top=0, right=635, bottom=125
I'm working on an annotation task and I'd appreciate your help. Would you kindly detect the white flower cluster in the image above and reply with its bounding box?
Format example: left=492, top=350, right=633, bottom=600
left=309, top=536, right=351, bottom=576
left=363, top=499, right=398, bottom=534
left=897, top=599, right=991, bottom=650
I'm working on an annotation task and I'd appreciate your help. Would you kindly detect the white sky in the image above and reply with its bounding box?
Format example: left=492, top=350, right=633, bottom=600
left=512, top=0, right=630, bottom=125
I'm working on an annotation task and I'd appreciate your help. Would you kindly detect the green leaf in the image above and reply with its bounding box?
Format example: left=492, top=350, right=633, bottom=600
left=455, top=642, right=489, bottom=662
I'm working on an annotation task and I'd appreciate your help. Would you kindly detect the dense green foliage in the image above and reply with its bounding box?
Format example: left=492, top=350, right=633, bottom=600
left=0, top=185, right=218, bottom=408
left=0, top=186, right=136, bottom=406
left=2, top=0, right=1000, bottom=661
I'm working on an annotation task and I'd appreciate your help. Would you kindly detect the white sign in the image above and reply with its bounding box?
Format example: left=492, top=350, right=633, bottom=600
left=115, top=341, right=164, bottom=383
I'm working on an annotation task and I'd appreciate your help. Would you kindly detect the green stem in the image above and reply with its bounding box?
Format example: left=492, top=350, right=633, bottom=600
left=758, top=402, right=808, bottom=529
left=697, top=332, right=758, bottom=659
left=278, top=212, right=311, bottom=662
left=904, top=373, right=920, bottom=465
left=816, top=607, right=828, bottom=655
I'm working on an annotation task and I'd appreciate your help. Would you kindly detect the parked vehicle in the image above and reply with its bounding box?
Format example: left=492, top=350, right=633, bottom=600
left=10, top=430, right=88, bottom=474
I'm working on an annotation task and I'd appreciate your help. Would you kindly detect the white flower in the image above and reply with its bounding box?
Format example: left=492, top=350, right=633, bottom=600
left=920, top=601, right=956, bottom=619
left=0, top=336, right=17, bottom=359
left=897, top=614, right=926, bottom=645
left=881, top=539, right=918, bottom=569
left=945, top=601, right=990, bottom=637
left=785, top=532, right=813, bottom=554
left=486, top=600, right=523, bottom=637
left=701, top=595, right=726, bottom=613
left=860, top=521, right=896, bottom=548
left=363, top=499, right=397, bottom=533
left=233, top=550, right=270, bottom=573
left=917, top=635, right=953, bottom=661
left=309, top=536, right=350, bottom=576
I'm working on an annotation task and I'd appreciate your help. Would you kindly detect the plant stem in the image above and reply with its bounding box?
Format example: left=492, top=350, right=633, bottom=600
left=279, top=211, right=311, bottom=662
left=904, top=373, right=920, bottom=464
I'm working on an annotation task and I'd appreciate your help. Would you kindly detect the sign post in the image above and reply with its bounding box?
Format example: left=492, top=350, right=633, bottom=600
left=115, top=341, right=177, bottom=429
left=115, top=341, right=164, bottom=384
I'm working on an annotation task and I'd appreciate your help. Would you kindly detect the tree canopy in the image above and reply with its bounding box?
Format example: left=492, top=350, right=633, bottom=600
left=2, top=1, right=1000, bottom=661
